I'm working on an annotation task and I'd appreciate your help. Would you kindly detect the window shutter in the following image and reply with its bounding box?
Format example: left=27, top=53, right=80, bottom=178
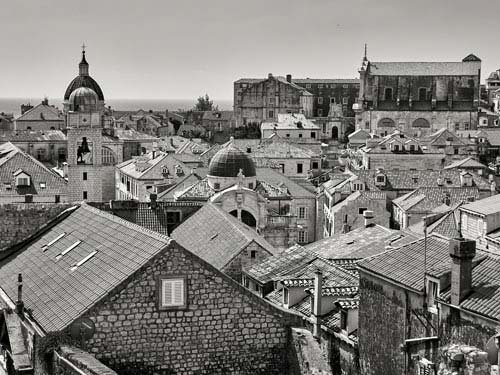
left=162, top=280, right=173, bottom=306
left=162, top=278, right=185, bottom=307
left=172, top=279, right=184, bottom=305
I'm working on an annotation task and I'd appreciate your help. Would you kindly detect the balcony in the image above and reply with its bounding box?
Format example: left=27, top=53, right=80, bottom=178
left=266, top=215, right=296, bottom=228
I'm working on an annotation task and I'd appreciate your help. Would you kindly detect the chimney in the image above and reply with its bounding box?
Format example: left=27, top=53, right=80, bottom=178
left=444, top=192, right=451, bottom=206
left=449, top=236, right=476, bottom=305
left=313, top=270, right=322, bottom=339
left=363, top=210, right=375, bottom=227
left=268, top=73, right=273, bottom=79
left=286, top=74, right=292, bottom=83
left=150, top=193, right=158, bottom=209
left=152, top=150, right=156, bottom=159
left=16, top=273, right=24, bottom=317
left=342, top=214, right=350, bottom=234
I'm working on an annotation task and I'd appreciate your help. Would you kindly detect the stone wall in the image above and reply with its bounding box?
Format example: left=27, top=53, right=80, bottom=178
left=363, top=151, right=445, bottom=170
left=75, top=241, right=302, bottom=374
left=358, top=273, right=439, bottom=375
left=222, top=241, right=273, bottom=283
left=0, top=203, right=72, bottom=252
left=55, top=346, right=118, bottom=375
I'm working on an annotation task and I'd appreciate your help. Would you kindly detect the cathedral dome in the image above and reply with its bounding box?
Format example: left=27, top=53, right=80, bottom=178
left=64, top=50, right=104, bottom=101
left=69, top=87, right=98, bottom=112
left=208, top=144, right=256, bottom=178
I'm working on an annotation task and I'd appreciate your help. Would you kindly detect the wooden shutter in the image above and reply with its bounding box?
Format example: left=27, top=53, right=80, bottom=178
left=162, top=278, right=185, bottom=307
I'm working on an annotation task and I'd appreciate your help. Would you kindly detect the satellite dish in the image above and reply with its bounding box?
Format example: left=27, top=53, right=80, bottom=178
left=69, top=318, right=95, bottom=341
left=486, top=335, right=499, bottom=365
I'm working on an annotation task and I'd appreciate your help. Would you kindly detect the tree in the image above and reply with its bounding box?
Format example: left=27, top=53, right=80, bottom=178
left=194, top=94, right=218, bottom=111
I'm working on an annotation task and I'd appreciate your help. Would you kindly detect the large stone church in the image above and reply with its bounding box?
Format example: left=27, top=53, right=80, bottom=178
left=63, top=49, right=120, bottom=202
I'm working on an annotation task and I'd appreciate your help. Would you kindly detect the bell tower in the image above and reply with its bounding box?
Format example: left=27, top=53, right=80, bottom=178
left=64, top=46, right=106, bottom=202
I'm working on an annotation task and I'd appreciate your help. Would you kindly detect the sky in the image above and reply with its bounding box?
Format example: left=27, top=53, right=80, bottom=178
left=0, top=0, right=499, bottom=102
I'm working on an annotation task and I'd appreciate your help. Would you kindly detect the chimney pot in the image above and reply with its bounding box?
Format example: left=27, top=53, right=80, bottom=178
left=268, top=73, right=273, bottom=79
left=363, top=210, right=375, bottom=227
left=16, top=273, right=24, bottom=316
left=286, top=74, right=292, bottom=83
left=449, top=237, right=476, bottom=305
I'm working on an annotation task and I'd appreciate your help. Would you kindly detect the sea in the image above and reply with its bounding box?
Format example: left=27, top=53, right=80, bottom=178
left=0, top=98, right=233, bottom=117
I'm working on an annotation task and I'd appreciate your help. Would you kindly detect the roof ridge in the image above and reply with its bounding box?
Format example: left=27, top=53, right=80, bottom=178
left=81, top=203, right=173, bottom=244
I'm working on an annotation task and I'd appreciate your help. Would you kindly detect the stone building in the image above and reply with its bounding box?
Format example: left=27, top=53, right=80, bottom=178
left=0, top=142, right=68, bottom=203
left=172, top=202, right=277, bottom=282
left=0, top=113, right=14, bottom=131
left=15, top=99, right=64, bottom=131
left=354, top=52, right=482, bottom=135
left=234, top=74, right=314, bottom=127
left=169, top=141, right=317, bottom=249
left=63, top=49, right=121, bottom=202
left=0, top=203, right=302, bottom=374
left=234, top=75, right=359, bottom=128
left=115, top=151, right=189, bottom=201
left=320, top=173, right=389, bottom=237
left=392, top=186, right=480, bottom=229
left=0, top=129, right=67, bottom=163
left=486, top=68, right=500, bottom=108
left=261, top=113, right=321, bottom=141
left=357, top=234, right=500, bottom=375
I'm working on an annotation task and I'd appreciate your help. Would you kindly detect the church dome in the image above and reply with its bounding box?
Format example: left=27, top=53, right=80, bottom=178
left=64, top=50, right=104, bottom=101
left=69, top=87, right=98, bottom=112
left=208, top=144, right=256, bottom=178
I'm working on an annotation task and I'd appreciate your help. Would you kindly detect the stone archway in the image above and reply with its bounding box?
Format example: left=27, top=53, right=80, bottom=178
left=229, top=209, right=257, bottom=228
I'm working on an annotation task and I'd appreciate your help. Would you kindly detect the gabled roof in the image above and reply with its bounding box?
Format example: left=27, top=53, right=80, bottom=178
left=202, top=111, right=234, bottom=121
left=444, top=157, right=488, bottom=170
left=261, top=113, right=320, bottom=131
left=0, top=142, right=67, bottom=197
left=393, top=187, right=479, bottom=212
left=117, top=152, right=188, bottom=180
left=460, top=194, right=500, bottom=216
left=439, top=254, right=500, bottom=321
left=15, top=103, right=63, bottom=122
left=292, top=78, right=360, bottom=85
left=172, top=203, right=276, bottom=270
left=358, top=234, right=485, bottom=292
left=0, top=204, right=173, bottom=332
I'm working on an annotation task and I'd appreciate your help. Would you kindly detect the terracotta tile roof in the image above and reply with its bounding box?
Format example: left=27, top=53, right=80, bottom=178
left=0, top=142, right=67, bottom=197
left=368, top=61, right=480, bottom=76
left=280, top=258, right=358, bottom=289
left=322, top=310, right=340, bottom=329
left=336, top=297, right=359, bottom=310
left=15, top=103, right=63, bottom=122
left=156, top=173, right=205, bottom=201
left=444, top=157, right=488, bottom=170
left=393, top=187, right=479, bottom=212
left=0, top=130, right=66, bottom=142
left=354, top=169, right=492, bottom=192
left=460, top=194, right=500, bottom=216
left=0, top=203, right=172, bottom=332
left=117, top=152, right=188, bottom=181
left=114, top=129, right=159, bottom=141
left=172, top=203, right=276, bottom=270
left=305, top=225, right=397, bottom=260
left=439, top=254, right=500, bottom=321
left=202, top=111, right=234, bottom=122
left=244, top=244, right=317, bottom=284
left=358, top=234, right=484, bottom=292
left=292, top=78, right=360, bottom=85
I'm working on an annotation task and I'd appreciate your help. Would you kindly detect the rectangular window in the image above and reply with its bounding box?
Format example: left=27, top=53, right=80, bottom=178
left=159, top=276, right=187, bottom=309
left=250, top=250, right=257, bottom=259
left=83, top=172, right=87, bottom=181
left=83, top=191, right=88, bottom=200
left=312, top=161, right=319, bottom=169
left=342, top=97, right=348, bottom=104
left=55, top=195, right=60, bottom=203
left=427, top=278, right=439, bottom=313
left=311, top=132, right=316, bottom=139
left=298, top=230, right=308, bottom=244
left=126, top=181, right=130, bottom=192
left=25, top=194, right=33, bottom=203
left=358, top=207, right=367, bottom=215
left=297, top=207, right=307, bottom=219
left=330, top=97, right=336, bottom=104
left=297, top=163, right=303, bottom=174
left=268, top=110, right=274, bottom=118
left=298, top=133, right=303, bottom=138
left=318, top=97, right=323, bottom=104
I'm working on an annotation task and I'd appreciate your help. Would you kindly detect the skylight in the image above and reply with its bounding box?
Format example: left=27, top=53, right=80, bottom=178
left=42, top=232, right=66, bottom=251
left=55, top=240, right=81, bottom=261
left=70, top=251, right=97, bottom=271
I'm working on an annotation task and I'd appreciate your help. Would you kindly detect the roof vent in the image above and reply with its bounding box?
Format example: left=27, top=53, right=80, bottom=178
left=56, top=240, right=81, bottom=261
left=70, top=251, right=97, bottom=271
left=42, top=232, right=66, bottom=252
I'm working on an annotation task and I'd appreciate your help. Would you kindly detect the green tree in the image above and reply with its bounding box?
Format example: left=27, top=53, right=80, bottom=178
left=194, top=94, right=218, bottom=111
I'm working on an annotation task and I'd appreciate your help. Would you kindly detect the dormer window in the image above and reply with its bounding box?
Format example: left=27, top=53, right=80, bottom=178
left=161, top=166, right=169, bottom=176
left=14, top=170, right=31, bottom=187
left=375, top=175, right=386, bottom=184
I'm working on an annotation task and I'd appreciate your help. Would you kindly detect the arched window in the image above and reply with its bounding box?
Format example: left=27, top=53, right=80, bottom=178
left=412, top=118, right=430, bottom=128
left=378, top=118, right=396, bottom=127
left=332, top=126, right=339, bottom=140
left=102, top=146, right=116, bottom=165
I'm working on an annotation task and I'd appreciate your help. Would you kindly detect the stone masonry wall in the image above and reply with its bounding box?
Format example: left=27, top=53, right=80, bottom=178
left=76, top=241, right=302, bottom=375
left=0, top=203, right=72, bottom=252
left=55, top=346, right=118, bottom=375
left=222, top=241, right=273, bottom=283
